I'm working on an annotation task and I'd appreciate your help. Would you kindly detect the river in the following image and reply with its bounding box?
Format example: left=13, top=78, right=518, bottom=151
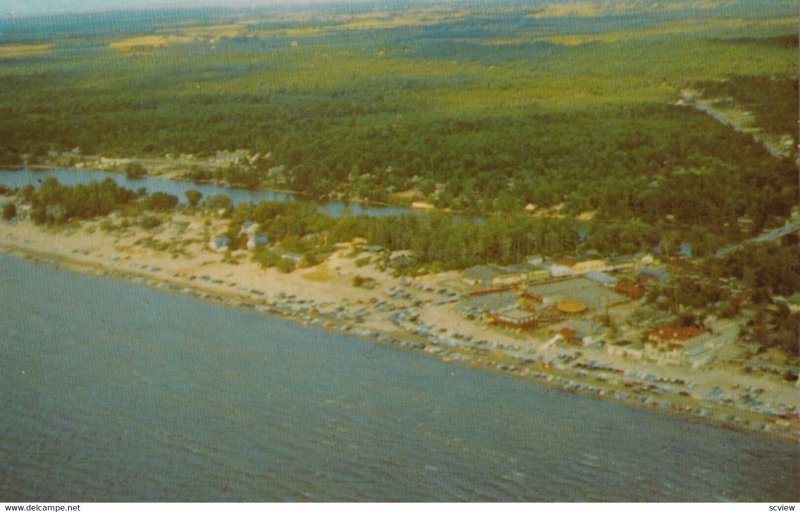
left=0, top=255, right=797, bottom=501
left=0, top=168, right=415, bottom=218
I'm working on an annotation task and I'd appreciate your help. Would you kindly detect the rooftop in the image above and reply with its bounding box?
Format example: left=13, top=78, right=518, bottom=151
left=650, top=325, right=703, bottom=342
left=463, top=264, right=504, bottom=283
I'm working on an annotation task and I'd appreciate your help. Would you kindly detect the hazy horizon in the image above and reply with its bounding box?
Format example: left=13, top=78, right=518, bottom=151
left=1, top=0, right=382, bottom=17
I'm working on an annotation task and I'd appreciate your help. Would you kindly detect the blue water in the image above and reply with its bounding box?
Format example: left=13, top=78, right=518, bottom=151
left=0, top=168, right=412, bottom=218
left=0, top=255, right=798, bottom=501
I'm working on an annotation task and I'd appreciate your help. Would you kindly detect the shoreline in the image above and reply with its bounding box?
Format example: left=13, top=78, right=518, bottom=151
left=1, top=217, right=798, bottom=443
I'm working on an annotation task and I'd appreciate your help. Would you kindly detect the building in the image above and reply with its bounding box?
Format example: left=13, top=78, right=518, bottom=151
left=239, top=220, right=258, bottom=235
left=636, top=267, right=669, bottom=280
left=584, top=271, right=617, bottom=286
left=557, top=300, right=587, bottom=314
left=246, top=233, right=269, bottom=250
left=645, top=325, right=708, bottom=366
left=561, top=319, right=603, bottom=345
left=679, top=322, right=738, bottom=368
left=492, top=266, right=529, bottom=286
left=648, top=325, right=703, bottom=343
left=488, top=308, right=538, bottom=329
left=526, top=277, right=628, bottom=311
left=463, top=265, right=505, bottom=286
left=549, top=264, right=573, bottom=277
left=644, top=341, right=683, bottom=365
left=526, top=255, right=544, bottom=266
left=359, top=244, right=387, bottom=253
left=615, top=281, right=644, bottom=299
left=607, top=340, right=644, bottom=359
left=208, top=236, right=230, bottom=251
left=528, top=268, right=550, bottom=281
left=572, top=259, right=605, bottom=274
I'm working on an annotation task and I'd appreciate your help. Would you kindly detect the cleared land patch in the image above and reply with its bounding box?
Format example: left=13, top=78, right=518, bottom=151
left=109, top=35, right=189, bottom=51
left=0, top=43, right=52, bottom=58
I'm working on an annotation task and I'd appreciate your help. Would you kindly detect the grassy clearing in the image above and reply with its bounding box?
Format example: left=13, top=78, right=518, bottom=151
left=108, top=35, right=188, bottom=51
left=526, top=1, right=610, bottom=18
left=179, top=23, right=254, bottom=39
left=0, top=43, right=51, bottom=58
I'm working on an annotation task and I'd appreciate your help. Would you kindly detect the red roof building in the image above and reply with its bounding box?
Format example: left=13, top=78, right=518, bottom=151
left=648, top=326, right=703, bottom=343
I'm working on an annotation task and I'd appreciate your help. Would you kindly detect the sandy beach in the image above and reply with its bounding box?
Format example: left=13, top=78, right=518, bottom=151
left=1, top=210, right=798, bottom=442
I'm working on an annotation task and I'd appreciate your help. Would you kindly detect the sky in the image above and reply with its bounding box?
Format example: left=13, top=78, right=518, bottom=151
left=2, top=0, right=324, bottom=16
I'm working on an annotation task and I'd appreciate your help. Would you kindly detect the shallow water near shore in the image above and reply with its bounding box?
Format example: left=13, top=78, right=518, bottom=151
left=1, top=255, right=798, bottom=501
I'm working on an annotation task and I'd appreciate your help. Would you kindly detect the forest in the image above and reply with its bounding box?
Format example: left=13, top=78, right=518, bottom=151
left=0, top=1, right=796, bottom=259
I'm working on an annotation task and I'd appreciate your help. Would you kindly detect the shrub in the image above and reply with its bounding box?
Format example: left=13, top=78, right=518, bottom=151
left=146, top=192, right=179, bottom=212
left=276, top=257, right=295, bottom=273
left=254, top=249, right=281, bottom=268
left=2, top=202, right=16, bottom=220
left=140, top=216, right=162, bottom=229
left=124, top=162, right=146, bottom=179
left=185, top=189, right=203, bottom=207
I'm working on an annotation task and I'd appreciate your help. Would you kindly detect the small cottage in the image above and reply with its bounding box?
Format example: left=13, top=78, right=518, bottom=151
left=209, top=236, right=230, bottom=252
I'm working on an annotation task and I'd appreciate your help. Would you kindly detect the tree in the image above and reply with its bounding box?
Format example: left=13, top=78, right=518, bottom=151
left=30, top=206, right=47, bottom=225
left=124, top=162, right=146, bottom=179
left=204, top=194, right=233, bottom=216
left=146, top=192, right=179, bottom=212
left=254, top=248, right=281, bottom=268
left=0, top=148, right=21, bottom=168
left=276, top=257, right=295, bottom=273
left=185, top=189, right=203, bottom=208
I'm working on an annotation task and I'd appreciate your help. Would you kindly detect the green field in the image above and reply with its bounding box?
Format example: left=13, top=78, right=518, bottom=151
left=0, top=0, right=797, bottom=255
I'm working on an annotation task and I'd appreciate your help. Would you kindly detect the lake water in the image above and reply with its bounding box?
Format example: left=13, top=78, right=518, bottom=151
left=0, top=255, right=798, bottom=502
left=0, top=168, right=414, bottom=218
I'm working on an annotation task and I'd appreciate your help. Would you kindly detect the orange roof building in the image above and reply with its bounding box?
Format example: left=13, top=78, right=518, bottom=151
left=557, top=300, right=587, bottom=314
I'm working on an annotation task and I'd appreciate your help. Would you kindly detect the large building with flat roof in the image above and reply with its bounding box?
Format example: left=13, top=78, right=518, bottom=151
left=525, top=277, right=627, bottom=312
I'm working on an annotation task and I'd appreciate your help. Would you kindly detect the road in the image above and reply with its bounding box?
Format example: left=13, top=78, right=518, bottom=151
left=689, top=96, right=787, bottom=159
